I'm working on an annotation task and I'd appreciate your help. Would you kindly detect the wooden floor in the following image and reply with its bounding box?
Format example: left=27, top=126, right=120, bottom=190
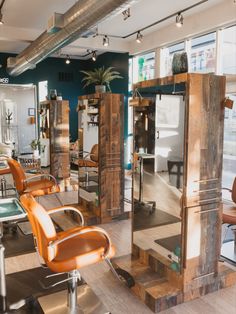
left=5, top=193, right=236, bottom=314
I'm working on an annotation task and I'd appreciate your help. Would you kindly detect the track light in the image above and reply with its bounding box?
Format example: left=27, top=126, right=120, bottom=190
left=65, top=55, right=70, bottom=64
left=136, top=31, right=143, bottom=44
left=92, top=51, right=97, bottom=62
left=176, top=12, right=183, bottom=28
left=0, top=12, right=4, bottom=25
left=122, top=8, right=130, bottom=21
left=103, top=35, right=109, bottom=47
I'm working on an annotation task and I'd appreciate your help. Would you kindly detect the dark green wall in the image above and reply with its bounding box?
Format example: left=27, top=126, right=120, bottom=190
left=0, top=52, right=129, bottom=143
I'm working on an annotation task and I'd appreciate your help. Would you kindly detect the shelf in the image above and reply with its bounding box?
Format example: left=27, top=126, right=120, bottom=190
left=87, top=122, right=99, bottom=126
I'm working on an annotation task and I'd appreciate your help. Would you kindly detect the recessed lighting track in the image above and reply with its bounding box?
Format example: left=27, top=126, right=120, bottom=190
left=98, top=0, right=208, bottom=42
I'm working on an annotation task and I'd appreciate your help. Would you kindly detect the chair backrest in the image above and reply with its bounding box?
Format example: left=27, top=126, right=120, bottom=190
left=232, top=177, right=236, bottom=203
left=90, top=144, right=98, bottom=162
left=7, top=159, right=26, bottom=193
left=20, top=194, right=57, bottom=262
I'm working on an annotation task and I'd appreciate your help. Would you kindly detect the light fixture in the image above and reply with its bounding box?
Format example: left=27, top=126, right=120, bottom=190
left=103, top=35, right=109, bottom=47
left=92, top=51, right=97, bottom=62
left=176, top=12, right=184, bottom=28
left=136, top=31, right=143, bottom=44
left=65, top=55, right=70, bottom=64
left=122, top=8, right=130, bottom=21
left=0, top=11, right=4, bottom=25
left=0, top=0, right=5, bottom=25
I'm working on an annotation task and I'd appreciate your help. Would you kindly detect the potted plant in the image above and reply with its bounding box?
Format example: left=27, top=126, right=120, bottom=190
left=80, top=66, right=123, bottom=93
left=30, top=139, right=45, bottom=158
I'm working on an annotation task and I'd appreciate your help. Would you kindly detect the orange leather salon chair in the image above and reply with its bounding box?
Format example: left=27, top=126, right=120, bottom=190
left=20, top=194, right=118, bottom=313
left=221, top=177, right=236, bottom=263
left=7, top=159, right=59, bottom=197
left=76, top=144, right=99, bottom=184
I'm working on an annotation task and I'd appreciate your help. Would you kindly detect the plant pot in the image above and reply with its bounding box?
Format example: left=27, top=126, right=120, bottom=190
left=95, top=85, right=106, bottom=93
left=172, top=52, right=188, bottom=75
left=33, top=149, right=39, bottom=158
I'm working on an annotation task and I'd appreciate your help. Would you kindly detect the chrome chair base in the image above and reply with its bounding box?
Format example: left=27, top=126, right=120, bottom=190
left=38, top=283, right=109, bottom=314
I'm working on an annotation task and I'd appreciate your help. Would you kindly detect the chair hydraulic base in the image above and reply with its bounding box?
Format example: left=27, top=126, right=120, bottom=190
left=38, top=284, right=110, bottom=314
left=221, top=241, right=236, bottom=264
left=134, top=198, right=156, bottom=215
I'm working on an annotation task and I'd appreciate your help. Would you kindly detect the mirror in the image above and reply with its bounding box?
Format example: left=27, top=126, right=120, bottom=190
left=0, top=84, right=37, bottom=155
left=132, top=94, right=185, bottom=272
left=77, top=98, right=99, bottom=206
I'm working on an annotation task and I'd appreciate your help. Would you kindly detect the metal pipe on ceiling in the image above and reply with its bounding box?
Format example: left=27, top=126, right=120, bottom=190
left=7, top=0, right=139, bottom=76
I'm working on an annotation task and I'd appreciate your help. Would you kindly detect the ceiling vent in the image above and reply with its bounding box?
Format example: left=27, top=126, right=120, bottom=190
left=7, top=0, right=139, bottom=76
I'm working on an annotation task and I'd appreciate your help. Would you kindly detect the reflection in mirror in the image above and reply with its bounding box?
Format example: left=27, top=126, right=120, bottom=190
left=0, top=84, right=37, bottom=154
left=77, top=98, right=99, bottom=206
left=133, top=95, right=185, bottom=272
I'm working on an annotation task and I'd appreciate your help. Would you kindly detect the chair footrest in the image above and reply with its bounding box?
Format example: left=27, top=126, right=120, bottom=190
left=38, top=284, right=109, bottom=314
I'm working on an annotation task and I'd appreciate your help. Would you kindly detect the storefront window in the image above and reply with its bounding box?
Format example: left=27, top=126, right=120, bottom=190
left=38, top=80, right=48, bottom=102
left=161, top=42, right=185, bottom=76
left=223, top=94, right=236, bottom=198
left=128, top=58, right=133, bottom=92
left=132, top=51, right=155, bottom=84
left=191, top=32, right=216, bottom=73
left=221, top=25, right=236, bottom=74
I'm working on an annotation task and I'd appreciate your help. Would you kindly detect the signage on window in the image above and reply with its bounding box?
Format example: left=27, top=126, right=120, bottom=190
left=0, top=77, right=9, bottom=84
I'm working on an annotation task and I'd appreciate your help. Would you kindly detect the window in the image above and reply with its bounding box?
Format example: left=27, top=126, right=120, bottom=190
left=161, top=42, right=185, bottom=76
left=221, top=25, right=236, bottom=74
left=223, top=94, right=236, bottom=197
left=38, top=80, right=48, bottom=102
left=191, top=32, right=216, bottom=73
left=132, top=51, right=155, bottom=84
left=128, top=58, right=133, bottom=92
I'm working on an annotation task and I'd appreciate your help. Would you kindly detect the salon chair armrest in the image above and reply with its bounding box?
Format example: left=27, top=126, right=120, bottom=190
left=24, top=174, right=58, bottom=185
left=222, top=187, right=232, bottom=193
left=49, top=226, right=112, bottom=257
left=47, top=206, right=84, bottom=226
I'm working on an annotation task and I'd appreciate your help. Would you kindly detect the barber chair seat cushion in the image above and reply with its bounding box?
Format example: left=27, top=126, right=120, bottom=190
left=48, top=227, right=115, bottom=273
left=222, top=204, right=236, bottom=225
left=25, top=179, right=59, bottom=197
left=77, top=160, right=98, bottom=168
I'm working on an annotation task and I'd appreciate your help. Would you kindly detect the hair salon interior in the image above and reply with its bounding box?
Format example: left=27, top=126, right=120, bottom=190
left=0, top=0, right=236, bottom=313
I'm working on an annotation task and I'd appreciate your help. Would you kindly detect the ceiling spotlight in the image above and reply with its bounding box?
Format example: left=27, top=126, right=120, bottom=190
left=92, top=51, right=97, bottom=62
left=136, top=31, right=143, bottom=44
left=122, top=8, right=130, bottom=21
left=65, top=55, right=70, bottom=64
left=176, top=12, right=184, bottom=28
left=103, top=35, right=109, bottom=47
left=0, top=12, right=4, bottom=25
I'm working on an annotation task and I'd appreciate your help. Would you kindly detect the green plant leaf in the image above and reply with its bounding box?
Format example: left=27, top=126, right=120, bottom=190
left=80, top=66, right=123, bottom=88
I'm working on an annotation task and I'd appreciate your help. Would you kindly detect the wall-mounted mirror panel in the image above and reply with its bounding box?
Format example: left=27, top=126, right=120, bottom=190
left=78, top=98, right=99, bottom=204
left=132, top=93, right=185, bottom=272
left=0, top=84, right=37, bottom=155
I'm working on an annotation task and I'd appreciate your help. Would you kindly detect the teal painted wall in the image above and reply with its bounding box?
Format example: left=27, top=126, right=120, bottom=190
left=0, top=53, right=88, bottom=141
left=0, top=52, right=129, bottom=143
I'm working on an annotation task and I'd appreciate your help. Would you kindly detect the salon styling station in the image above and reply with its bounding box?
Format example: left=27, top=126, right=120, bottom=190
left=113, top=73, right=236, bottom=313
left=39, top=100, right=70, bottom=190
left=75, top=93, right=127, bottom=225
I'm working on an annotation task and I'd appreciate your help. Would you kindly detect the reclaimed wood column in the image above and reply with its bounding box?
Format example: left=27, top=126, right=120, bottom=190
left=182, top=74, right=226, bottom=292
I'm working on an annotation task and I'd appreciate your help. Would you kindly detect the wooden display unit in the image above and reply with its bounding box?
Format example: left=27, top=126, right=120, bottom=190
left=77, top=93, right=126, bottom=224
left=113, top=73, right=236, bottom=312
left=39, top=100, right=70, bottom=182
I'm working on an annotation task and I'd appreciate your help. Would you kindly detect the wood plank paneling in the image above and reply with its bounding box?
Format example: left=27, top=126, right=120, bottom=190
left=49, top=100, right=70, bottom=179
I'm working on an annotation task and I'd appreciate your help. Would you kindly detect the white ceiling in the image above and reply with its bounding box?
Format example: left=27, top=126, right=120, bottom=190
left=0, top=0, right=226, bottom=59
